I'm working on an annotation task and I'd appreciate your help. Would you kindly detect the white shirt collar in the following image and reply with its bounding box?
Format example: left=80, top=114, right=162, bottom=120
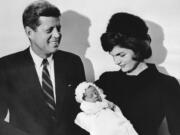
left=29, top=47, right=53, bottom=68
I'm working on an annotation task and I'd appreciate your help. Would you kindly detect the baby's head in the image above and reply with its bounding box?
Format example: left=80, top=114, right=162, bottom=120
left=83, top=85, right=102, bottom=102
left=75, top=82, right=106, bottom=103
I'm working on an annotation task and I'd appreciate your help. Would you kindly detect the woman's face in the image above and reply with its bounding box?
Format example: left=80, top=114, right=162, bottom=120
left=84, top=86, right=102, bottom=103
left=110, top=45, right=138, bottom=73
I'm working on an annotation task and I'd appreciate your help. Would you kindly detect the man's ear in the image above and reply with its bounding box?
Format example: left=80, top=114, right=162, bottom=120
left=25, top=26, right=34, bottom=39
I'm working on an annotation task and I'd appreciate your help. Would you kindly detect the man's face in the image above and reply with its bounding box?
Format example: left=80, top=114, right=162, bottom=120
left=29, top=16, right=61, bottom=58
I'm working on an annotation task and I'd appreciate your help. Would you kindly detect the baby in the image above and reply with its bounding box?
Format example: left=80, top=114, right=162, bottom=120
left=74, top=82, right=138, bottom=135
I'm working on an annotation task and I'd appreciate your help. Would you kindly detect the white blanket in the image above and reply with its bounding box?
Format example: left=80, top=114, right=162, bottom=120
left=75, top=101, right=138, bottom=135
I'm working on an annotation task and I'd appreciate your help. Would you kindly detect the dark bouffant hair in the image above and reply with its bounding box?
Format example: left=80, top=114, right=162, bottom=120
left=23, top=0, right=61, bottom=30
left=101, top=12, right=152, bottom=61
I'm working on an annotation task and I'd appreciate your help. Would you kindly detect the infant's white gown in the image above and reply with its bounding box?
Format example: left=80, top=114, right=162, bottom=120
left=75, top=100, right=138, bottom=135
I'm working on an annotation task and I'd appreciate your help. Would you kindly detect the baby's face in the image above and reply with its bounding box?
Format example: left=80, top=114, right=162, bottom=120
left=84, top=85, right=102, bottom=102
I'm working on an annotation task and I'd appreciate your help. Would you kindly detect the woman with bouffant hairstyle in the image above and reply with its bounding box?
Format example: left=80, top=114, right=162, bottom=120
left=95, top=12, right=180, bottom=135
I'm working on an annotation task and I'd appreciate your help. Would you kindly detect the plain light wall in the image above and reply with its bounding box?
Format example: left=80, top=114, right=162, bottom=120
left=0, top=0, right=180, bottom=134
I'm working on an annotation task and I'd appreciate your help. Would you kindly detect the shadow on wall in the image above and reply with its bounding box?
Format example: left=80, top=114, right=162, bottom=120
left=146, top=20, right=170, bottom=135
left=146, top=20, right=167, bottom=74
left=60, top=10, right=95, bottom=82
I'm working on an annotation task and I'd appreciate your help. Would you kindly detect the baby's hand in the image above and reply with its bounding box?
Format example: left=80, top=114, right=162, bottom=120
left=107, top=101, right=115, bottom=110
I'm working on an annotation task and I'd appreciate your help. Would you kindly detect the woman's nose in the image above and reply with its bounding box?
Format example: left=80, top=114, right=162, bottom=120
left=114, top=57, right=121, bottom=65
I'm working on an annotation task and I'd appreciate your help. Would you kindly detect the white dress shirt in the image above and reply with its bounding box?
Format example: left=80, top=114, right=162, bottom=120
left=4, top=48, right=57, bottom=122
left=30, top=47, right=56, bottom=102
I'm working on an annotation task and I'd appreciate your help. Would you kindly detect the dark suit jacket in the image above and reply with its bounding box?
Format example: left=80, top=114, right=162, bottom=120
left=0, top=48, right=87, bottom=135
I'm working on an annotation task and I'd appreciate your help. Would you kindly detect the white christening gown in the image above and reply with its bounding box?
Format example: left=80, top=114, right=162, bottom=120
left=75, top=100, right=138, bottom=135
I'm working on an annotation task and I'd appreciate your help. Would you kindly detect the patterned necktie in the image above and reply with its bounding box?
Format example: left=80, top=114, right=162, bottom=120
left=42, top=59, right=56, bottom=121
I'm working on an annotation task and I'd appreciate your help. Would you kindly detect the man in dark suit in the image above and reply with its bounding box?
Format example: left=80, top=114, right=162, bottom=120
left=0, top=0, right=87, bottom=135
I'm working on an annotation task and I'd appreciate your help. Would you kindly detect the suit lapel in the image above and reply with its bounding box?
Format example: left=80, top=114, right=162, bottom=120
left=22, top=49, right=68, bottom=107
left=54, top=54, right=67, bottom=106
left=19, top=48, right=44, bottom=103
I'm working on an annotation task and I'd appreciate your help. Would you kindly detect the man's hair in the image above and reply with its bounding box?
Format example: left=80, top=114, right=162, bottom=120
left=22, top=0, right=61, bottom=30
